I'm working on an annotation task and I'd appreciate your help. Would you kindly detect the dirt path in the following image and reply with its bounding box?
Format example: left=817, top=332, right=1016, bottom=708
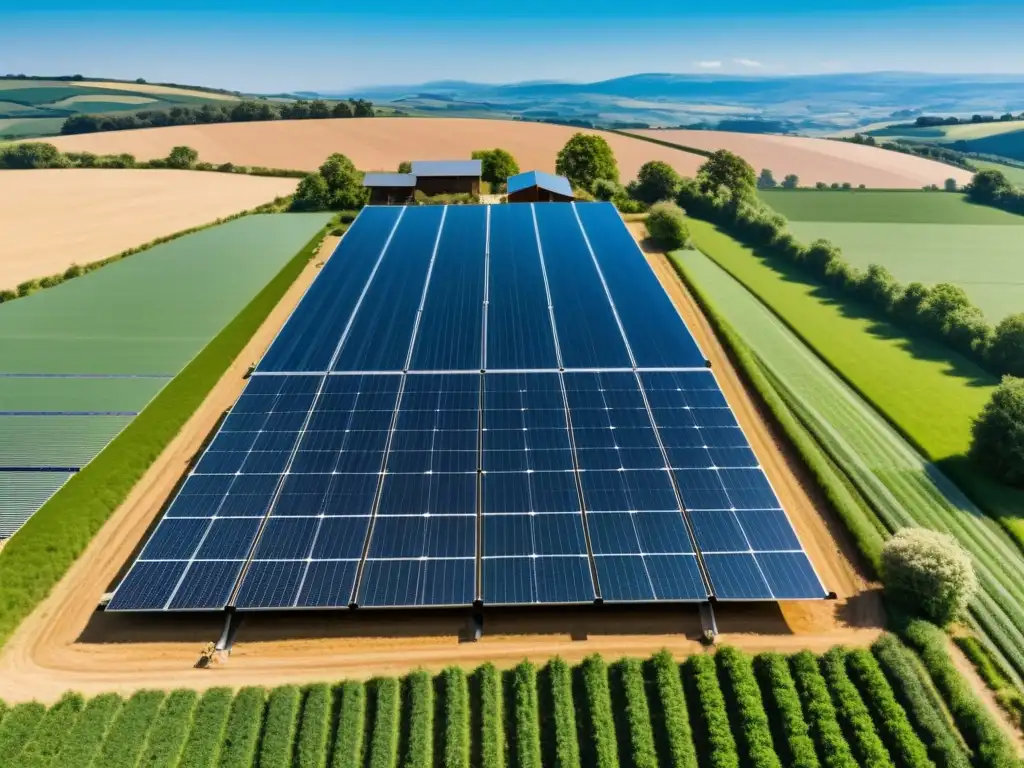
left=0, top=226, right=883, bottom=706
left=946, top=637, right=1024, bottom=754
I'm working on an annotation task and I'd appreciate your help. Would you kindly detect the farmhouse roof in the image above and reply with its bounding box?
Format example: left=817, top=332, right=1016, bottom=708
left=507, top=170, right=573, bottom=198
left=362, top=172, right=417, bottom=188
left=411, top=160, right=482, bottom=178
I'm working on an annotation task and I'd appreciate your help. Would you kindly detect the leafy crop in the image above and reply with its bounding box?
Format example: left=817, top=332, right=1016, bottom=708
left=687, top=654, right=739, bottom=768
left=0, top=702, right=45, bottom=763
left=296, top=684, right=333, bottom=768
left=258, top=686, right=301, bottom=768
left=218, top=686, right=266, bottom=768
left=615, top=657, right=658, bottom=768
left=790, top=651, right=858, bottom=768
left=404, top=671, right=434, bottom=768
left=579, top=655, right=618, bottom=768
left=51, top=693, right=122, bottom=768
left=476, top=663, right=505, bottom=768
left=819, top=648, right=890, bottom=768
left=136, top=689, right=198, bottom=768
left=332, top=682, right=366, bottom=768
left=512, top=661, right=542, bottom=768
left=441, top=667, right=469, bottom=768
left=91, top=689, right=165, bottom=768
left=368, top=678, right=400, bottom=768
left=9, top=694, right=81, bottom=767
left=754, top=653, right=819, bottom=768
left=649, top=650, right=698, bottom=768
left=176, top=687, right=233, bottom=768
left=715, top=647, right=781, bottom=768
left=546, top=657, right=581, bottom=768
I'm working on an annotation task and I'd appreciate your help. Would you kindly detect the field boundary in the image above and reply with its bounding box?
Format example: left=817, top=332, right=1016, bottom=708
left=612, top=128, right=714, bottom=158
left=0, top=218, right=335, bottom=651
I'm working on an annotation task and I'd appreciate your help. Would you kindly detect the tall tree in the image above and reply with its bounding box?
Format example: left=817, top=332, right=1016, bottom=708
left=629, top=160, right=682, bottom=204
left=472, top=148, right=520, bottom=185
left=555, top=133, right=619, bottom=189
left=697, top=150, right=757, bottom=199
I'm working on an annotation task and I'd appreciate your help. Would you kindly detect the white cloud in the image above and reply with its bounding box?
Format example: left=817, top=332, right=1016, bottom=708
left=734, top=58, right=763, bottom=68
left=696, top=60, right=722, bottom=69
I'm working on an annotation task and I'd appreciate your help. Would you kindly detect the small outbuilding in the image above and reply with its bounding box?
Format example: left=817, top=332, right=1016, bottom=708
left=363, top=172, right=416, bottom=205
left=411, top=160, right=482, bottom=196
left=507, top=171, right=574, bottom=203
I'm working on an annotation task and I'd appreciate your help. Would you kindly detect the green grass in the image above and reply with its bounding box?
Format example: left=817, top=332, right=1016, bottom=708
left=759, top=189, right=1024, bottom=225
left=671, top=240, right=1024, bottom=681
left=0, top=219, right=335, bottom=651
left=0, top=647, right=983, bottom=768
left=972, top=159, right=1024, bottom=189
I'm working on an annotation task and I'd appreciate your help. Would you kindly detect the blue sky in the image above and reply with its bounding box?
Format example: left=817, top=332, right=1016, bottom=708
left=3, top=1, right=1023, bottom=91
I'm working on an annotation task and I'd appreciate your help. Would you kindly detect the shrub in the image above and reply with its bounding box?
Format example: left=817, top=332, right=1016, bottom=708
left=819, top=648, right=890, bottom=768
left=404, top=670, right=434, bottom=768
left=815, top=181, right=829, bottom=190
left=477, top=663, right=505, bottom=768
left=0, top=701, right=49, bottom=763
left=293, top=173, right=332, bottom=211
left=988, top=314, right=1024, bottom=377
left=51, top=693, right=122, bottom=768
left=472, top=148, right=520, bottom=185
left=615, top=657, right=658, bottom=768
left=881, top=528, right=977, bottom=625
left=632, top=160, right=683, bottom=203
left=902, top=620, right=1020, bottom=768
left=945, top=178, right=958, bottom=191
left=646, top=202, right=690, bottom=250
left=546, top=657, right=581, bottom=768
left=757, top=168, right=778, bottom=189
left=688, top=654, right=739, bottom=768
left=698, top=150, right=757, bottom=201
left=16, top=280, right=38, bottom=298
left=715, top=647, right=781, bottom=768
left=137, top=689, right=198, bottom=768
left=841, top=182, right=852, bottom=190
left=556, top=133, right=619, bottom=187
left=614, top=195, right=648, bottom=214
left=893, top=282, right=932, bottom=325
left=296, top=684, right=332, bottom=768
left=332, top=682, right=367, bottom=768
left=441, top=668, right=470, bottom=768
left=93, top=689, right=166, bottom=768
left=753, top=653, right=819, bottom=768
left=166, top=145, right=199, bottom=169
left=258, top=686, right=301, bottom=768
left=650, top=651, right=698, bottom=768
left=872, top=635, right=971, bottom=768
left=0, top=289, right=16, bottom=302
left=859, top=264, right=902, bottom=311
left=781, top=174, right=799, bottom=189
left=368, top=678, right=400, bottom=768
left=845, top=648, right=934, bottom=768
left=592, top=178, right=621, bottom=202
left=789, top=651, right=858, bottom=768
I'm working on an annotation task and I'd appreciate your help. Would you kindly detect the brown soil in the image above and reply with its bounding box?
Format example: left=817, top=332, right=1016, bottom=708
left=0, top=223, right=883, bottom=705
left=0, top=169, right=298, bottom=290
left=41, top=118, right=705, bottom=180
left=629, top=129, right=974, bottom=188
left=946, top=637, right=1024, bottom=754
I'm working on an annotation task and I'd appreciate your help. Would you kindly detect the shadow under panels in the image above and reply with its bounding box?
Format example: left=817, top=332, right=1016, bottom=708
left=107, top=203, right=827, bottom=613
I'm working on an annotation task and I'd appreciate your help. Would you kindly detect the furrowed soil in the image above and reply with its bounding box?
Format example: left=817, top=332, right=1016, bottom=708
left=0, top=223, right=882, bottom=705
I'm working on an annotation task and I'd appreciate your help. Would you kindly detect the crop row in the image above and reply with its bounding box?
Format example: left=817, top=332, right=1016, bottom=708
left=0, top=645, right=992, bottom=768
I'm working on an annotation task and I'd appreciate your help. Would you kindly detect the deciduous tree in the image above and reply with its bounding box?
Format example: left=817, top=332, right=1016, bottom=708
left=697, top=150, right=757, bottom=199
left=881, top=528, right=977, bottom=626
left=555, top=133, right=619, bottom=189
left=971, top=376, right=1024, bottom=486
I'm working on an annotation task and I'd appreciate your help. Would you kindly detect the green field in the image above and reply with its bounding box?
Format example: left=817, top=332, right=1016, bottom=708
left=0, top=638, right=1011, bottom=768
left=759, top=189, right=1023, bottom=224
left=865, top=120, right=1024, bottom=162
left=973, top=159, right=1024, bottom=189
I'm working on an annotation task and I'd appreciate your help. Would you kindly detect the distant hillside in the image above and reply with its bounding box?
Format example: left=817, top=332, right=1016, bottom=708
left=864, top=118, right=1024, bottom=162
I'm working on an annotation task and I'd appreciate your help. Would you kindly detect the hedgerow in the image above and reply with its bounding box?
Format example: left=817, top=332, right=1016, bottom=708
left=512, top=661, right=542, bottom=768
left=91, top=689, right=165, bottom=768
left=51, top=693, right=121, bottom=768
left=845, top=648, right=935, bottom=768
left=872, top=635, right=970, bottom=768
left=580, top=655, right=618, bottom=768
left=296, top=684, right=333, bottom=768
left=547, top=657, right=581, bottom=768
left=9, top=693, right=82, bottom=768
left=790, top=651, right=858, bottom=768
left=819, top=648, right=890, bottom=768
left=0, top=702, right=45, bottom=763
left=902, top=620, right=1020, bottom=768
left=218, top=687, right=266, bottom=768
left=615, top=657, right=658, bottom=768
left=754, top=653, right=819, bottom=768
left=688, top=654, right=740, bottom=768
left=442, top=667, right=470, bottom=768
left=649, top=650, right=698, bottom=768
left=404, top=670, right=434, bottom=768
left=367, top=678, right=400, bottom=768
left=258, top=686, right=301, bottom=768
left=176, top=687, right=234, bottom=768
left=136, top=689, right=198, bottom=768
left=715, top=647, right=782, bottom=768
left=332, top=682, right=366, bottom=768
left=476, top=663, right=505, bottom=768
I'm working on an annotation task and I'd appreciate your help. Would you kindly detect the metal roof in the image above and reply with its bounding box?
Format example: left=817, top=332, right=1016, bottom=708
left=411, top=160, right=482, bottom=178
left=507, top=170, right=574, bottom=197
left=362, top=172, right=417, bottom=188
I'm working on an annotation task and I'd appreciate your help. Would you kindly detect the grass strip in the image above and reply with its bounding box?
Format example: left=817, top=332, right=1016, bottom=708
left=296, top=684, right=333, bottom=768
left=715, top=647, right=782, bottom=768
left=790, top=651, right=859, bottom=768
left=176, top=687, right=234, bottom=768
left=367, top=678, right=401, bottom=768
left=217, top=687, right=265, bottom=768
left=846, top=648, right=936, bottom=768
left=546, top=658, right=581, bottom=768
left=9, top=692, right=83, bottom=768
left=648, top=650, right=698, bottom=768
left=511, top=661, right=542, bottom=768
left=331, top=682, right=366, bottom=768
left=441, top=667, right=470, bottom=768
left=819, top=648, right=891, bottom=768
left=135, top=689, right=197, bottom=768
left=403, top=670, right=433, bottom=768
left=0, top=219, right=333, bottom=652
left=615, top=657, right=658, bottom=768
left=611, top=128, right=714, bottom=158
left=476, top=663, right=505, bottom=768
left=902, top=620, right=1020, bottom=768
left=0, top=702, right=46, bottom=765
left=688, top=653, right=740, bottom=768
left=258, top=685, right=301, bottom=768
left=89, top=689, right=165, bottom=768
left=754, top=653, right=819, bottom=768
left=50, top=693, right=121, bottom=768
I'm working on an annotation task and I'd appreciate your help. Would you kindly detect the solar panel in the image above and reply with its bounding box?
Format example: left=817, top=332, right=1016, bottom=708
left=109, top=201, right=827, bottom=613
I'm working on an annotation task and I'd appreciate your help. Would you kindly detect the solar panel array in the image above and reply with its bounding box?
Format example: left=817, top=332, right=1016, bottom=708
left=109, top=202, right=827, bottom=612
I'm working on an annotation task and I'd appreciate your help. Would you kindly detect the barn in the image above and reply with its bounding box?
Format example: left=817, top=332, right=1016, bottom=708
left=362, top=172, right=416, bottom=205
left=507, top=170, right=574, bottom=203
left=411, top=160, right=482, bottom=196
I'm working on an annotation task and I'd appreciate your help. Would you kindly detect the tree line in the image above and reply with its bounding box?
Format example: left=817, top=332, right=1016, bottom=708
left=839, top=134, right=976, bottom=171
left=60, top=98, right=375, bottom=135
left=911, top=113, right=1024, bottom=128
